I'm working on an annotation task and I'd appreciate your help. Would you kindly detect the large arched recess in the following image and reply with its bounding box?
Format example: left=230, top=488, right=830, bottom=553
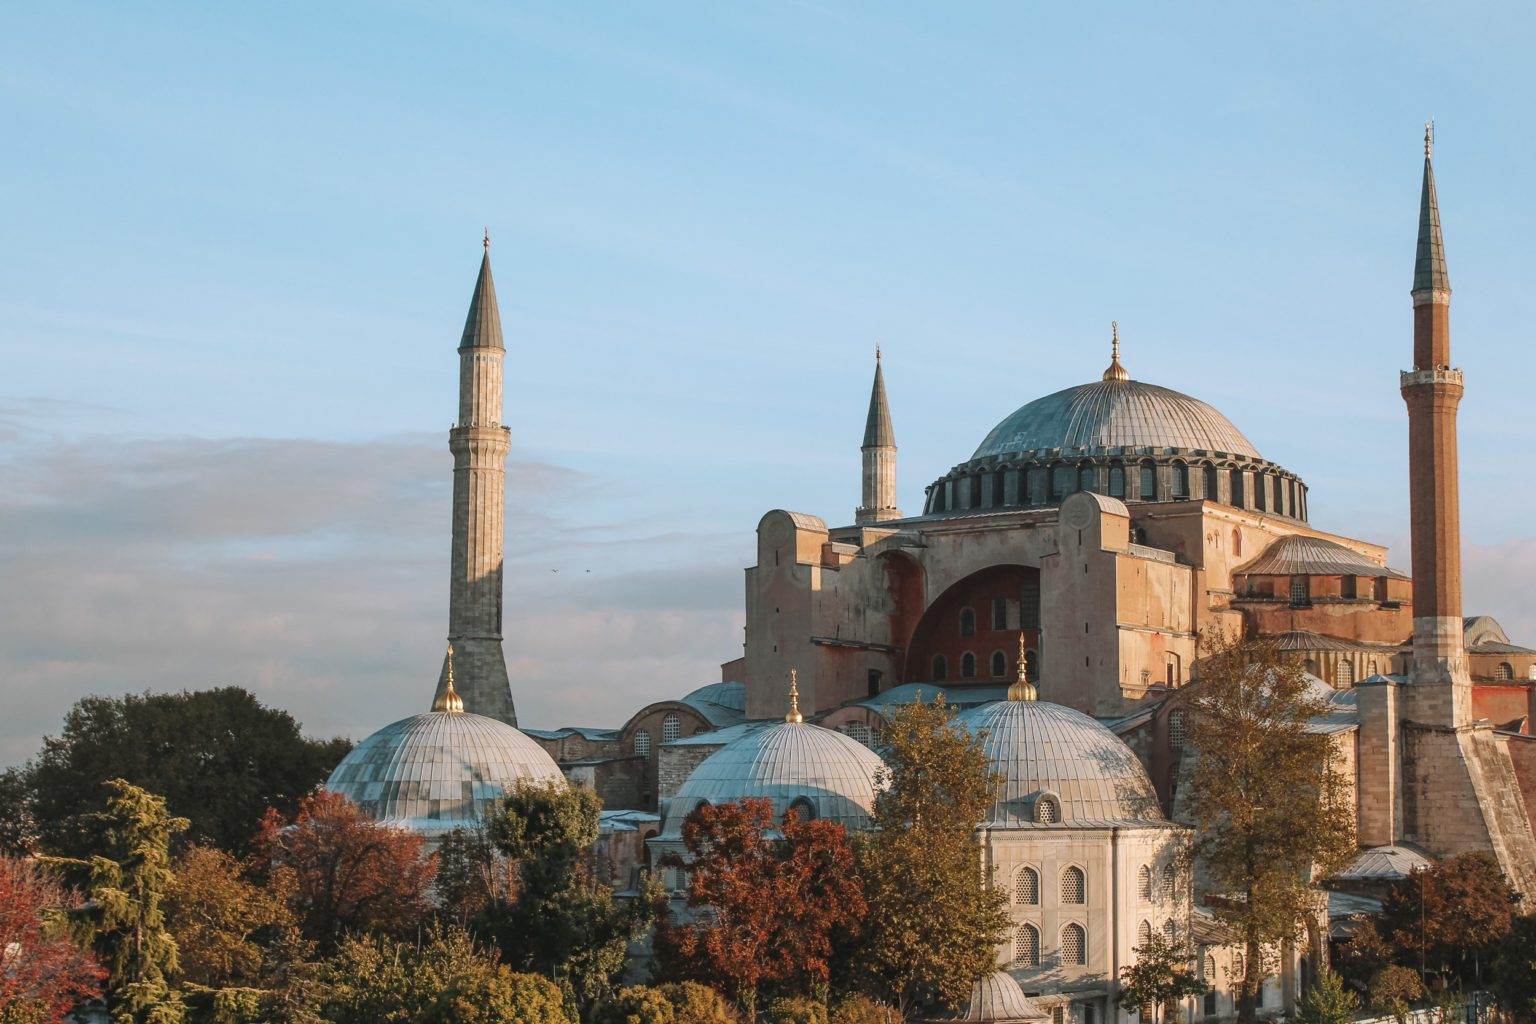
left=878, top=551, right=925, bottom=687
left=902, top=565, right=1041, bottom=685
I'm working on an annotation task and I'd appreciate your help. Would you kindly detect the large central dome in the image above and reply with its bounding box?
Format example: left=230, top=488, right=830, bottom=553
left=972, top=378, right=1259, bottom=461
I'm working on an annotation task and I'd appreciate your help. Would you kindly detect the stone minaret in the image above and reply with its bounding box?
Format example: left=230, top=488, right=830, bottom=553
left=1400, top=123, right=1470, bottom=725
left=856, top=348, right=901, bottom=524
left=434, top=233, right=517, bottom=725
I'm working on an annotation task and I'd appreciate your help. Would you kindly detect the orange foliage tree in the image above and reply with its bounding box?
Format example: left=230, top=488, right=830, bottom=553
left=654, top=797, right=865, bottom=1018
left=0, top=856, right=105, bottom=1024
left=250, top=790, right=434, bottom=952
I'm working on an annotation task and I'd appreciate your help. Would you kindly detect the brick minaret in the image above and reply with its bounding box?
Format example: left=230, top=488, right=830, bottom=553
left=433, top=233, right=517, bottom=725
left=1400, top=123, right=1470, bottom=725
left=856, top=348, right=901, bottom=524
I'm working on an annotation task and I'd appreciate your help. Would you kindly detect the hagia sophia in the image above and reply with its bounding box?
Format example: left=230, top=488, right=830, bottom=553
left=324, top=131, right=1536, bottom=1024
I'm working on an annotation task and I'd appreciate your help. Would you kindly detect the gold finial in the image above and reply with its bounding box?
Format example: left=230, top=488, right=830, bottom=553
left=786, top=668, right=804, bottom=724
left=483, top=227, right=491, bottom=252
left=1102, top=321, right=1130, bottom=382
left=1008, top=632, right=1038, bottom=702
left=434, top=642, right=465, bottom=713
left=1424, top=119, right=1433, bottom=159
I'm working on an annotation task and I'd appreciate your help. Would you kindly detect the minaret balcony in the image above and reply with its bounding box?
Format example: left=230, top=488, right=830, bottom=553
left=1400, top=367, right=1463, bottom=390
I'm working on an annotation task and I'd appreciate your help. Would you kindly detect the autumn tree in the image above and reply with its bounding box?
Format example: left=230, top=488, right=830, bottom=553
left=1116, top=933, right=1208, bottom=1024
left=22, top=688, right=351, bottom=858
left=483, top=782, right=663, bottom=1018
left=1368, top=965, right=1424, bottom=1024
left=1379, top=852, right=1517, bottom=986
left=310, top=927, right=574, bottom=1024
left=48, top=779, right=189, bottom=1024
left=435, top=826, right=516, bottom=927
left=0, top=856, right=106, bottom=1024
left=1493, top=916, right=1536, bottom=1023
left=250, top=790, right=434, bottom=952
left=1294, top=969, right=1360, bottom=1024
left=165, top=845, right=289, bottom=988
left=844, top=696, right=1008, bottom=1020
left=1179, top=632, right=1355, bottom=1024
left=654, top=798, right=865, bottom=1018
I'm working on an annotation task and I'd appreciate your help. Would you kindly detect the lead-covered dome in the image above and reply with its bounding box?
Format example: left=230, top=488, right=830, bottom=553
left=972, top=378, right=1259, bottom=461
left=660, top=720, right=885, bottom=838
left=326, top=709, right=563, bottom=837
left=952, top=699, right=1163, bottom=827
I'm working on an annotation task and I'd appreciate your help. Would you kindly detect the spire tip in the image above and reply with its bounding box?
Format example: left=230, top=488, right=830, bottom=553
left=786, top=668, right=803, bottom=724
left=483, top=226, right=491, bottom=252
left=434, top=642, right=465, bottom=713
left=1102, top=321, right=1130, bottom=381
left=1424, top=119, right=1434, bottom=159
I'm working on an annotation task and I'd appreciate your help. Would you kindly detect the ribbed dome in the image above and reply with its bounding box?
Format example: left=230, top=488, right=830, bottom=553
left=326, top=710, right=563, bottom=836
left=972, top=378, right=1258, bottom=461
left=952, top=700, right=1163, bottom=826
left=661, top=721, right=885, bottom=837
left=937, top=971, right=1048, bottom=1023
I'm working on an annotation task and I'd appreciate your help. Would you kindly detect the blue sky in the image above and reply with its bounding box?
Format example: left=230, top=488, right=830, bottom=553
left=4, top=3, right=1536, bottom=762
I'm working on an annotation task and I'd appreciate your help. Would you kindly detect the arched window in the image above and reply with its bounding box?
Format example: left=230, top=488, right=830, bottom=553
left=1109, top=464, right=1126, bottom=498
left=1338, top=659, right=1355, bottom=687
left=787, top=797, right=817, bottom=822
left=931, top=654, right=948, bottom=681
left=1290, top=576, right=1308, bottom=605
left=1230, top=469, right=1245, bottom=508
left=1204, top=464, right=1220, bottom=501
left=662, top=713, right=682, bottom=743
left=1232, top=527, right=1242, bottom=557
left=1497, top=662, right=1515, bottom=681
left=1036, top=796, right=1060, bottom=824
left=993, top=469, right=1007, bottom=508
left=1172, top=462, right=1189, bottom=498
left=1255, top=473, right=1268, bottom=511
left=1051, top=464, right=1075, bottom=500
left=1080, top=464, right=1097, bottom=494
left=1014, top=923, right=1041, bottom=968
left=1140, top=461, right=1158, bottom=501
left=991, top=650, right=1008, bottom=678
left=1027, top=467, right=1046, bottom=505
left=1159, top=870, right=1175, bottom=903
left=1014, top=866, right=1040, bottom=905
left=1168, top=710, right=1187, bottom=750
left=1163, top=920, right=1178, bottom=942
left=959, top=607, right=976, bottom=636
left=1166, top=652, right=1182, bottom=687
left=634, top=729, right=652, bottom=760
left=992, top=596, right=1008, bottom=630
left=961, top=652, right=977, bottom=679
left=1060, top=865, right=1085, bottom=903
left=1060, top=923, right=1087, bottom=966
left=1231, top=952, right=1245, bottom=983
left=1026, top=649, right=1040, bottom=682
left=1368, top=658, right=1380, bottom=677
left=1137, top=920, right=1153, bottom=948
left=1137, top=864, right=1153, bottom=901
left=1204, top=955, right=1216, bottom=981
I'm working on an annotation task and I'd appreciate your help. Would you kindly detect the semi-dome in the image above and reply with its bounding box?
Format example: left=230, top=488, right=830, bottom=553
left=934, top=971, right=1049, bottom=1023
left=326, top=701, right=563, bottom=837
left=952, top=698, right=1164, bottom=827
left=660, top=718, right=885, bottom=838
left=924, top=335, right=1309, bottom=522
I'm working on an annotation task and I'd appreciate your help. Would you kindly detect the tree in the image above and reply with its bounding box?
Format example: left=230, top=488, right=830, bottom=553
left=0, top=856, right=106, bottom=1024
left=1368, top=965, right=1424, bottom=1024
left=1334, top=919, right=1391, bottom=995
left=434, top=826, right=515, bottom=927
left=1493, top=915, right=1536, bottom=1023
left=660, top=983, right=739, bottom=1024
left=0, top=767, right=37, bottom=856
left=1116, top=933, right=1208, bottom=1024
left=761, top=997, right=829, bottom=1024
left=311, top=927, right=574, bottom=1024
left=1179, top=632, right=1356, bottom=1024
left=653, top=799, right=865, bottom=1017
left=1294, top=969, right=1359, bottom=1024
left=1379, top=852, right=1517, bottom=986
left=48, top=779, right=190, bottom=1024
left=597, top=983, right=739, bottom=1024
left=484, top=782, right=663, bottom=1019
left=165, top=845, right=289, bottom=987
left=845, top=696, right=1008, bottom=1020
left=23, top=688, right=351, bottom=858
left=250, top=790, right=434, bottom=953
left=828, top=994, right=899, bottom=1024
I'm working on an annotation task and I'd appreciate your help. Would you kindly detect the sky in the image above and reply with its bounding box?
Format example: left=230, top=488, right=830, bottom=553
left=4, top=2, right=1536, bottom=764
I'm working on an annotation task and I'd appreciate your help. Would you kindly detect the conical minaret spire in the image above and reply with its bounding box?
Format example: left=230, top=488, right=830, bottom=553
left=1401, top=121, right=1467, bottom=724
left=434, top=235, right=517, bottom=725
left=856, top=347, right=901, bottom=524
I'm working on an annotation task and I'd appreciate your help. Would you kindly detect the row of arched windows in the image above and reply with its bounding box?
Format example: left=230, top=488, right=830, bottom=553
left=932, top=649, right=1038, bottom=682
left=1135, top=864, right=1176, bottom=903
left=633, top=712, right=684, bottom=760
left=1135, top=919, right=1180, bottom=949
left=926, top=459, right=1307, bottom=521
left=1012, top=922, right=1086, bottom=968
left=1012, top=864, right=1084, bottom=905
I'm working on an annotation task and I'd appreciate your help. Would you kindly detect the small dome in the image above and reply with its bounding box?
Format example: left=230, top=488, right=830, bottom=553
left=952, top=700, right=1163, bottom=826
left=935, top=971, right=1048, bottom=1023
left=1236, top=534, right=1408, bottom=580
left=326, top=710, right=563, bottom=837
left=972, top=378, right=1259, bottom=461
left=660, top=720, right=885, bottom=837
